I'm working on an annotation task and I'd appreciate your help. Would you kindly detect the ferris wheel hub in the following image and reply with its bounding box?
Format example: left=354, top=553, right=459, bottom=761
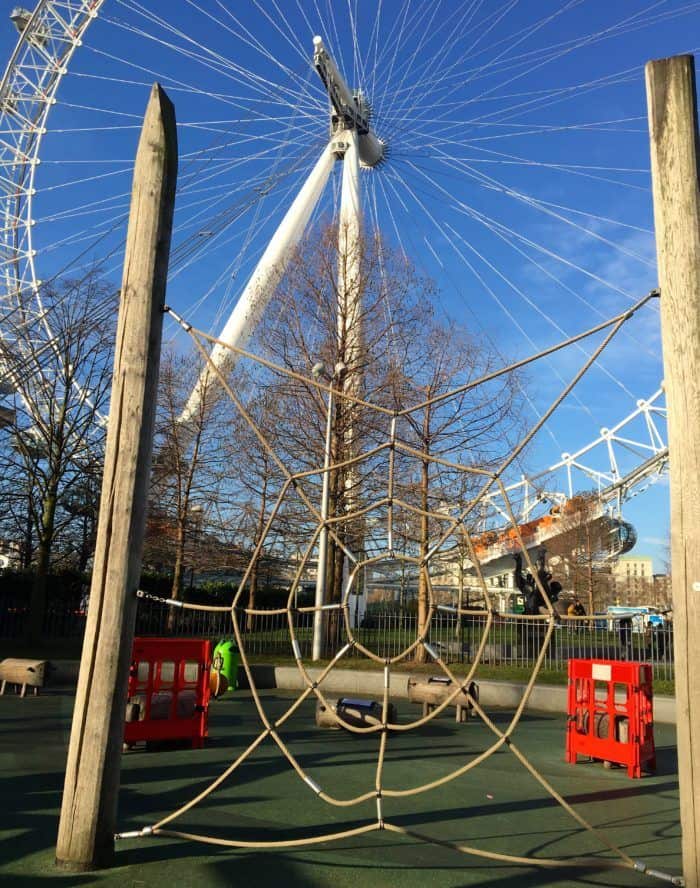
left=313, top=36, right=385, bottom=168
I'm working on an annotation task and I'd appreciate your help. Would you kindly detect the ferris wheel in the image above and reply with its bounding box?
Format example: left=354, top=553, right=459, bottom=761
left=0, top=0, right=691, bottom=526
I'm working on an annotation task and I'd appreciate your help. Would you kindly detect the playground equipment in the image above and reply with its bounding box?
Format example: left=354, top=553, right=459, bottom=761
left=0, top=658, right=48, bottom=696
left=211, top=639, right=239, bottom=695
left=208, top=669, right=228, bottom=698
left=17, top=7, right=688, bottom=883
left=123, top=638, right=212, bottom=751
left=566, top=659, right=656, bottom=778
left=316, top=697, right=396, bottom=730
left=407, top=675, right=478, bottom=723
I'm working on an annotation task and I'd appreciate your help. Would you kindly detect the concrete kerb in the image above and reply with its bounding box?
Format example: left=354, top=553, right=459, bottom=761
left=43, top=660, right=676, bottom=724
left=244, top=664, right=677, bottom=724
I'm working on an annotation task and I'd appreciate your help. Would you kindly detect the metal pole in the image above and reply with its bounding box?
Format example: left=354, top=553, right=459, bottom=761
left=312, top=381, right=335, bottom=660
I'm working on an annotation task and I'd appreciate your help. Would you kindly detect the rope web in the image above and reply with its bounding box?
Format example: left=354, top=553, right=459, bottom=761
left=117, top=288, right=677, bottom=884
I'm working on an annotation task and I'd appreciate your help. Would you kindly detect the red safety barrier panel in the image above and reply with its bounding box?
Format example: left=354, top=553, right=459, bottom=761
left=566, top=659, right=655, bottom=778
left=124, top=637, right=211, bottom=750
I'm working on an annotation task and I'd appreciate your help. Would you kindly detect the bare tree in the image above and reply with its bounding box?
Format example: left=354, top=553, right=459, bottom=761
left=146, top=352, right=232, bottom=622
left=224, top=389, right=287, bottom=629
left=389, top=322, right=522, bottom=660
left=252, top=225, right=427, bottom=642
left=0, top=274, right=115, bottom=640
left=245, top=226, right=523, bottom=657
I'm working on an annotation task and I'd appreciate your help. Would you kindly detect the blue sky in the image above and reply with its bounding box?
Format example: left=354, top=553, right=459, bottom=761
left=2, top=1, right=698, bottom=570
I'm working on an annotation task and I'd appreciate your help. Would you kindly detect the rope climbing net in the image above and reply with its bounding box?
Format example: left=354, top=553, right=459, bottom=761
left=117, top=287, right=681, bottom=886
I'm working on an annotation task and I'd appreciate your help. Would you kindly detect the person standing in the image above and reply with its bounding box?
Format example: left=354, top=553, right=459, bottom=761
left=618, top=616, right=633, bottom=661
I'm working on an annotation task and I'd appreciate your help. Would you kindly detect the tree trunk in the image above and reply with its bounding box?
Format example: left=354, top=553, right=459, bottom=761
left=586, top=524, right=594, bottom=616
left=27, top=483, right=58, bottom=643
left=247, top=477, right=268, bottom=632
left=168, top=518, right=186, bottom=632
left=21, top=495, right=34, bottom=569
left=246, top=558, right=258, bottom=633
left=456, top=558, right=464, bottom=647
left=78, top=513, right=93, bottom=574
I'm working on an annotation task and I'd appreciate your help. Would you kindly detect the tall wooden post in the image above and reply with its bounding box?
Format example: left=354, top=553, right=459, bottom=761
left=56, top=83, right=177, bottom=871
left=646, top=54, right=700, bottom=887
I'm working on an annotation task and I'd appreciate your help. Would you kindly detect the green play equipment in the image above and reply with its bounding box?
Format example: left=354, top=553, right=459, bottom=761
left=212, top=639, right=239, bottom=692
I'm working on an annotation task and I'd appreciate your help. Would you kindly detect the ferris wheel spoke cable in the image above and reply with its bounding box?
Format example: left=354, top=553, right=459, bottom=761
left=375, top=168, right=563, bottom=452
left=85, top=32, right=323, bottom=124
left=170, top=178, right=301, bottom=285
left=387, top=3, right=677, bottom=141
left=376, top=2, right=445, bottom=125
left=469, top=71, right=644, bottom=128
left=69, top=67, right=315, bottom=114
left=2, top=150, right=321, bottom=391
left=28, top=144, right=306, bottom=283
left=478, top=218, right=659, bottom=363
left=348, top=0, right=365, bottom=89
left=431, top=175, right=642, bottom=303
left=457, top=0, right=700, bottom=80
left=249, top=0, right=317, bottom=73
left=392, top=153, right=634, bottom=350
left=399, top=140, right=650, bottom=196
left=381, top=64, right=642, bottom=150
left=41, top=167, right=272, bottom=228
left=213, top=0, right=317, bottom=83
left=432, top=145, right=649, bottom=175
left=60, top=97, right=325, bottom=135
left=447, top=219, right=641, bottom=401
left=380, top=0, right=589, bottom=128
left=384, top=0, right=485, bottom=103
left=431, top=149, right=654, bottom=265
left=386, top=162, right=630, bottom=419
left=179, top=0, right=322, bottom=109
left=364, top=0, right=386, bottom=99
left=373, top=0, right=516, bottom=119
left=387, top=111, right=648, bottom=144
left=391, top=0, right=584, bottom=133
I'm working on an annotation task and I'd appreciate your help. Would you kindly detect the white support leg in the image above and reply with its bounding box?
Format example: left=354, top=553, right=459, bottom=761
left=337, top=129, right=362, bottom=383
left=181, top=143, right=335, bottom=423
left=335, top=130, right=363, bottom=580
left=338, top=129, right=362, bottom=294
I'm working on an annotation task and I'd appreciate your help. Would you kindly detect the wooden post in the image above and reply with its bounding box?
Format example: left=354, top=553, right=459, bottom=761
left=55, top=83, right=177, bottom=871
left=646, top=54, right=700, bottom=887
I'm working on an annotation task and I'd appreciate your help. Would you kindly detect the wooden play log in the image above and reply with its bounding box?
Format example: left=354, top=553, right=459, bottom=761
left=407, top=675, right=478, bottom=723
left=316, top=697, right=396, bottom=729
left=55, top=84, right=177, bottom=872
left=0, top=658, right=48, bottom=696
left=646, top=54, right=700, bottom=886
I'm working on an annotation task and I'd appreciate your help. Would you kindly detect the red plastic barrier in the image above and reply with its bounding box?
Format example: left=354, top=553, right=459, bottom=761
left=124, top=637, right=211, bottom=750
left=566, top=659, right=655, bottom=778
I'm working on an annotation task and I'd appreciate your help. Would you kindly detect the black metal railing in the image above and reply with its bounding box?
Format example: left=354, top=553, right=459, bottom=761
left=0, top=597, right=675, bottom=682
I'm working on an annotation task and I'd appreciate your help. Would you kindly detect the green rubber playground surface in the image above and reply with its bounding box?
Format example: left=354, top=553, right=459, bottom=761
left=0, top=687, right=682, bottom=887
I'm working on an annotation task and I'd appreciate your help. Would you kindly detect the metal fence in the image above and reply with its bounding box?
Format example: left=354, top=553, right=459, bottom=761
left=0, top=598, right=675, bottom=682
